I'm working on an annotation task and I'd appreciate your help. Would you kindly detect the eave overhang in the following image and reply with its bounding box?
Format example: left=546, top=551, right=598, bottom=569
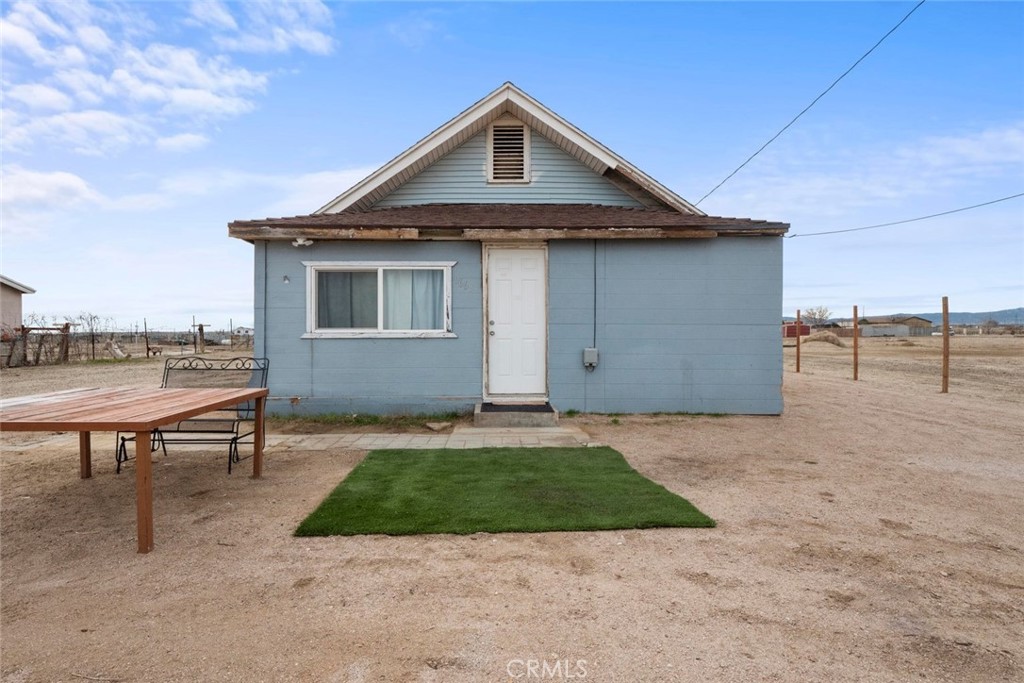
left=0, top=276, right=36, bottom=294
left=228, top=204, right=789, bottom=242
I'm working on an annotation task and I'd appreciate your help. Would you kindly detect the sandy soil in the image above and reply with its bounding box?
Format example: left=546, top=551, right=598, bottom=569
left=1, top=337, right=1022, bottom=682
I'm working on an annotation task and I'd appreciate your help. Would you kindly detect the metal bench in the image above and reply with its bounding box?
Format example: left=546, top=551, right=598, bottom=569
left=116, top=357, right=269, bottom=474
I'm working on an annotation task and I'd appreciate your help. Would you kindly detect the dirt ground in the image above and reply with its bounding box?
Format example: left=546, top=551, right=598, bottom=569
left=1, top=336, right=1022, bottom=682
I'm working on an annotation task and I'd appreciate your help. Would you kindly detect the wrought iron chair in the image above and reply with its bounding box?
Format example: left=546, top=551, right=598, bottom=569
left=115, top=356, right=269, bottom=473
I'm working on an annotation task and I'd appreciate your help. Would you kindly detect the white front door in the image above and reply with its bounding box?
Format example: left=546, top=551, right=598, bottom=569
left=485, top=245, right=547, bottom=398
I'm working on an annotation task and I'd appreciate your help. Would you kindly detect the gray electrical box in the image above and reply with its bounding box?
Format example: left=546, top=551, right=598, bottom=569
left=583, top=347, right=599, bottom=369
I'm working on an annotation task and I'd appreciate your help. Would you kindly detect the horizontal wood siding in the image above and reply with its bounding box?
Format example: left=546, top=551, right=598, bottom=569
left=260, top=240, right=483, bottom=415
left=548, top=239, right=784, bottom=415
left=373, top=131, right=644, bottom=208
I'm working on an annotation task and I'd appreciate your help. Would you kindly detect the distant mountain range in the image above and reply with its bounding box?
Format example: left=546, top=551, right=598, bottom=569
left=910, top=308, right=1024, bottom=325
left=783, top=307, right=1024, bottom=325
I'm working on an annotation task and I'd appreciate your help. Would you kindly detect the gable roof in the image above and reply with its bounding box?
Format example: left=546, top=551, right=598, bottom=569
left=315, top=82, right=703, bottom=215
left=861, top=315, right=934, bottom=325
left=0, top=275, right=35, bottom=294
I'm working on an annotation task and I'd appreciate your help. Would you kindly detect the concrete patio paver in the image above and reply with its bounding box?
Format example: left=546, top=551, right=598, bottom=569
left=264, top=425, right=591, bottom=451
left=0, top=426, right=592, bottom=456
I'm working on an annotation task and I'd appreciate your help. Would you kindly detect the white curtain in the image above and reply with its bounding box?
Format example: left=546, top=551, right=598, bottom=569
left=384, top=270, right=444, bottom=330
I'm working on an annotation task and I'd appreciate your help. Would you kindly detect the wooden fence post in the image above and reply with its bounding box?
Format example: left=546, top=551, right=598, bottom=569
left=853, top=305, right=859, bottom=381
left=32, top=334, right=44, bottom=365
left=941, top=296, right=950, bottom=393
left=795, top=309, right=801, bottom=373
left=16, top=327, right=29, bottom=367
left=59, top=323, right=70, bottom=363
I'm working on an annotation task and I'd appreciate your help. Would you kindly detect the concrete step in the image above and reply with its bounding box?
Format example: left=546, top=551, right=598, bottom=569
left=473, top=402, right=559, bottom=428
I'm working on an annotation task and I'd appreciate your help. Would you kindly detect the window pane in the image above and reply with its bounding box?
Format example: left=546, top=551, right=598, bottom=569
left=317, top=271, right=377, bottom=328
left=383, top=269, right=444, bottom=330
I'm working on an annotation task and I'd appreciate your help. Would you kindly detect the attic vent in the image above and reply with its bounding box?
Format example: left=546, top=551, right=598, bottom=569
left=488, top=123, right=530, bottom=183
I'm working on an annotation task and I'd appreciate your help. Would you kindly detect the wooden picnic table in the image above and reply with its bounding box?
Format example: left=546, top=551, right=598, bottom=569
left=0, top=386, right=269, bottom=553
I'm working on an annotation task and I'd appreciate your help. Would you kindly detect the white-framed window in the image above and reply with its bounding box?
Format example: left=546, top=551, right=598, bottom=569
left=302, top=261, right=456, bottom=338
left=487, top=121, right=530, bottom=183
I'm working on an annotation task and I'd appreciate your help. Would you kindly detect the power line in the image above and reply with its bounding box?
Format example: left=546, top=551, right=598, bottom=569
left=695, top=0, right=927, bottom=206
left=786, top=192, right=1024, bottom=238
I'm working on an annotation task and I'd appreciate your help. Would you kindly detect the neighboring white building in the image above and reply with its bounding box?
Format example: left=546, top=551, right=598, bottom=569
left=835, top=315, right=935, bottom=337
left=0, top=275, right=35, bottom=332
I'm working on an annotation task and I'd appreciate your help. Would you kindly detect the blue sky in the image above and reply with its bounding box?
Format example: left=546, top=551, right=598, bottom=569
left=2, top=0, right=1022, bottom=330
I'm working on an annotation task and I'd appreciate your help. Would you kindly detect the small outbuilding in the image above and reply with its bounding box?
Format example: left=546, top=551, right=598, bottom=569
left=866, top=315, right=934, bottom=336
left=838, top=315, right=935, bottom=337
left=782, top=322, right=811, bottom=338
left=0, top=275, right=35, bottom=333
left=229, top=83, right=789, bottom=416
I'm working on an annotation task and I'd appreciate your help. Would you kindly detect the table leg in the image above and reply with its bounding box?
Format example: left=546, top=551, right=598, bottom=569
left=135, top=431, right=154, bottom=553
left=79, top=432, right=92, bottom=479
left=252, top=395, right=265, bottom=479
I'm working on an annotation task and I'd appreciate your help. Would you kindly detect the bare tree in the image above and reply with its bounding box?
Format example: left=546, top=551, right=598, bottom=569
left=802, top=306, right=832, bottom=328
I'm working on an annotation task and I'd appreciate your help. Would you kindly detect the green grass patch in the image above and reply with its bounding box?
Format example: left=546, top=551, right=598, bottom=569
left=295, top=447, right=714, bottom=536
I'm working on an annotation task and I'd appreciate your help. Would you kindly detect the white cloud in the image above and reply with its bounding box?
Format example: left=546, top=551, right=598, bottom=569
left=274, top=168, right=383, bottom=215
left=205, top=0, right=335, bottom=55
left=127, top=165, right=378, bottom=215
left=386, top=10, right=445, bottom=49
left=1, top=162, right=378, bottom=244
left=107, top=44, right=267, bottom=119
left=700, top=121, right=1024, bottom=223
left=75, top=24, right=113, bottom=52
left=217, top=25, right=334, bottom=56
left=163, top=88, right=255, bottom=117
left=896, top=125, right=1024, bottom=175
left=2, top=110, right=152, bottom=155
left=0, top=18, right=87, bottom=68
left=52, top=68, right=114, bottom=105
left=42, top=0, right=100, bottom=33
left=5, top=1, right=72, bottom=40
left=118, top=44, right=267, bottom=94
left=155, top=132, right=210, bottom=152
left=0, top=108, right=21, bottom=137
left=187, top=0, right=238, bottom=31
left=144, top=166, right=382, bottom=216
left=0, top=165, right=105, bottom=239
left=1, top=165, right=103, bottom=206
left=5, top=83, right=74, bottom=111
left=1, top=0, right=326, bottom=156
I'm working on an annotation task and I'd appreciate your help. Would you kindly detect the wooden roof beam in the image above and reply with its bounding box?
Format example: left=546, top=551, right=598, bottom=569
left=459, top=228, right=718, bottom=240
left=228, top=227, right=419, bottom=241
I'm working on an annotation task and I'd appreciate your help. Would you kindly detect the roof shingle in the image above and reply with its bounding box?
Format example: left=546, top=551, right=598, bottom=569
left=228, top=203, right=788, bottom=240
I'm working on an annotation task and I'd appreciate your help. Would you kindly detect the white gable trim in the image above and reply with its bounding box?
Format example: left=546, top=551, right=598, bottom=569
left=315, top=82, right=703, bottom=216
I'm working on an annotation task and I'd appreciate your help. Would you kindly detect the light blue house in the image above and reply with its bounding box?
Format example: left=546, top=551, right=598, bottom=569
left=229, top=83, right=789, bottom=416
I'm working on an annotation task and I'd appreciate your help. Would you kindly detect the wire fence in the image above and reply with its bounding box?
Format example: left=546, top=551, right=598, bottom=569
left=786, top=299, right=1023, bottom=393
left=1, top=323, right=254, bottom=369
